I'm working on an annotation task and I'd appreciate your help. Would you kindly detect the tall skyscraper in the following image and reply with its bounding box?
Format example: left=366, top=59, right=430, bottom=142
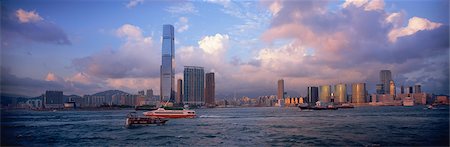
left=176, top=79, right=183, bottom=104
left=160, top=24, right=175, bottom=102
left=307, top=87, right=319, bottom=103
left=184, top=66, right=205, bottom=105
left=400, top=85, right=404, bottom=94
left=380, top=70, right=392, bottom=94
left=205, top=72, right=215, bottom=106
left=277, top=79, right=284, bottom=99
left=352, top=83, right=366, bottom=103
left=334, top=83, right=347, bottom=103
left=389, top=80, right=396, bottom=96
left=319, top=85, right=331, bottom=102
left=414, top=85, right=421, bottom=93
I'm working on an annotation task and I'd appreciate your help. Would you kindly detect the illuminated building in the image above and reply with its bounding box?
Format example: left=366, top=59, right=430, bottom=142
left=334, top=83, right=347, bottom=103
left=352, top=83, right=366, bottom=103
left=389, top=80, right=395, bottom=96
left=319, top=85, right=331, bottom=102
left=277, top=79, right=284, bottom=99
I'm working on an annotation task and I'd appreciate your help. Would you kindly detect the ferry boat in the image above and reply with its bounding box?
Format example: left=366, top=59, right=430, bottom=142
left=143, top=108, right=196, bottom=119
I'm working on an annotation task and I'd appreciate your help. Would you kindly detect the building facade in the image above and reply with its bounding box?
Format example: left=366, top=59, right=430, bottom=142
left=160, top=24, right=175, bottom=102
left=307, top=86, right=319, bottom=104
left=352, top=83, right=366, bottom=103
left=176, top=79, right=183, bottom=104
left=44, top=91, right=64, bottom=109
left=380, top=70, right=392, bottom=94
left=205, top=72, right=215, bottom=106
left=319, top=85, right=331, bottom=102
left=277, top=79, right=284, bottom=100
left=389, top=80, right=396, bottom=96
left=334, top=83, right=347, bottom=103
left=183, top=66, right=205, bottom=105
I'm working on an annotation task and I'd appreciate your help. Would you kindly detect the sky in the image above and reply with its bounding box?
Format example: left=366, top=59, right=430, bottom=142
left=1, top=0, right=449, bottom=98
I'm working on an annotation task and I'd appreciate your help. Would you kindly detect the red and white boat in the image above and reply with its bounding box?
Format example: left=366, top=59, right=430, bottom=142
left=143, top=108, right=196, bottom=119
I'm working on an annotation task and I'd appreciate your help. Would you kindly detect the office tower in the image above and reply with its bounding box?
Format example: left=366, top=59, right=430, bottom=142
left=278, top=79, right=284, bottom=99
left=307, top=87, right=319, bottom=103
left=389, top=80, right=395, bottom=96
left=44, top=91, right=63, bottom=108
left=138, top=90, right=145, bottom=96
left=176, top=79, right=183, bottom=104
left=352, top=83, right=366, bottom=103
left=408, top=86, right=413, bottom=94
left=319, top=85, right=331, bottom=102
left=146, top=89, right=153, bottom=98
left=160, top=24, right=175, bottom=102
left=334, top=83, right=347, bottom=103
left=400, top=85, right=404, bottom=94
left=205, top=72, right=215, bottom=106
left=380, top=70, right=392, bottom=94
left=184, top=66, right=205, bottom=105
left=376, top=84, right=384, bottom=94
left=414, top=85, right=421, bottom=93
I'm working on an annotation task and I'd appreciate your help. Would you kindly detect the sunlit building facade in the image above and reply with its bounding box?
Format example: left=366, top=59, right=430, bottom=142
left=352, top=83, right=366, bottom=103
left=183, top=66, right=204, bottom=105
left=319, top=85, right=331, bottom=102
left=277, top=79, right=284, bottom=100
left=389, top=80, right=396, bottom=96
left=380, top=70, right=392, bottom=94
left=334, top=83, right=347, bottom=103
left=160, top=24, right=175, bottom=102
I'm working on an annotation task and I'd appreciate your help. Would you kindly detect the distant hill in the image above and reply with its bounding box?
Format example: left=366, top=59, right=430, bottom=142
left=92, top=90, right=130, bottom=96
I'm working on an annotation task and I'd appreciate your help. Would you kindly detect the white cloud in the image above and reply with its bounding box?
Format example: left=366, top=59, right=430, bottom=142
left=205, top=0, right=231, bottom=7
left=342, top=0, right=384, bottom=11
left=45, top=72, right=63, bottom=82
left=388, top=17, right=442, bottom=42
left=126, top=0, right=144, bottom=8
left=15, top=9, right=43, bottom=23
left=269, top=0, right=283, bottom=16
left=198, top=34, right=229, bottom=55
left=116, top=24, right=143, bottom=39
left=165, top=3, right=198, bottom=14
left=385, top=12, right=404, bottom=28
left=175, top=17, right=189, bottom=33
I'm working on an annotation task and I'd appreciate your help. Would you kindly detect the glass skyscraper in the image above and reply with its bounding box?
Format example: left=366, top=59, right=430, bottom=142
left=183, top=66, right=205, bottom=105
left=307, top=86, right=319, bottom=104
left=319, top=85, right=331, bottom=102
left=334, top=83, right=347, bottom=103
left=380, top=70, right=392, bottom=94
left=160, top=24, right=175, bottom=102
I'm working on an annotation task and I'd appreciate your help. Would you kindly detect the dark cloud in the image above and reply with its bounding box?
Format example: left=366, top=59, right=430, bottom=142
left=1, top=7, right=71, bottom=48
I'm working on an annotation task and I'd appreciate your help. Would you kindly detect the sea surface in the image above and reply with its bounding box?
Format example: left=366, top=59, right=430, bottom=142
left=1, top=106, right=449, bottom=146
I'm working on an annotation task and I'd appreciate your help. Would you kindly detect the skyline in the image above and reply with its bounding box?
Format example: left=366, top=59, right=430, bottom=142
left=1, top=0, right=449, bottom=98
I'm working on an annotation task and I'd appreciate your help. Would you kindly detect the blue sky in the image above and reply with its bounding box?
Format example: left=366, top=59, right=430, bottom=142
left=1, top=0, right=449, bottom=98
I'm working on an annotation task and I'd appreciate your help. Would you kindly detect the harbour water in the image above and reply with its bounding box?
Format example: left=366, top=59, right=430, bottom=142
left=1, top=106, right=449, bottom=146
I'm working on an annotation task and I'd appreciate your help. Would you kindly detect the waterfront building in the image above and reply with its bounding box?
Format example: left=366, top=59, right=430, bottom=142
left=44, top=91, right=63, bottom=109
left=389, top=80, right=396, bottom=96
left=146, top=89, right=153, bottom=98
left=138, top=90, right=145, bottom=96
left=277, top=79, right=284, bottom=100
left=319, top=85, right=331, bottom=102
left=380, top=70, right=392, bottom=94
left=376, top=84, right=384, bottom=94
left=160, top=24, right=175, bottom=102
left=183, top=66, right=205, bottom=105
left=414, top=85, right=422, bottom=93
left=176, top=79, right=183, bottom=104
left=435, top=95, right=449, bottom=104
left=352, top=83, right=366, bottom=103
left=205, top=72, right=215, bottom=107
left=334, top=83, right=347, bottom=103
left=307, top=87, right=319, bottom=104
left=400, top=85, right=404, bottom=94
left=408, top=86, right=413, bottom=94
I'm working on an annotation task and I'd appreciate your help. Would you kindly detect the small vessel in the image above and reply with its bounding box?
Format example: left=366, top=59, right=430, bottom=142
left=337, top=103, right=354, bottom=109
left=143, top=108, right=196, bottom=119
left=126, top=112, right=168, bottom=127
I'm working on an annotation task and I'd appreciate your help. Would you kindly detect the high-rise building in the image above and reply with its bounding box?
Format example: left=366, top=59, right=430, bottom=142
left=44, top=91, right=63, bottom=108
left=319, top=85, right=331, bottom=102
left=138, top=90, right=145, bottom=96
left=184, top=66, right=205, bottom=105
left=205, top=72, right=215, bottom=106
left=414, top=85, right=421, bottom=93
left=376, top=84, right=384, bottom=94
left=307, top=87, right=319, bottom=103
left=408, top=86, right=413, bottom=94
left=277, top=79, right=284, bottom=100
left=400, top=85, right=404, bottom=94
left=334, top=83, right=347, bottom=103
left=352, top=83, right=366, bottom=103
left=380, top=70, right=392, bottom=94
left=176, top=79, right=183, bottom=104
left=389, top=80, right=396, bottom=96
left=160, top=24, right=175, bottom=102
left=146, top=89, right=153, bottom=98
